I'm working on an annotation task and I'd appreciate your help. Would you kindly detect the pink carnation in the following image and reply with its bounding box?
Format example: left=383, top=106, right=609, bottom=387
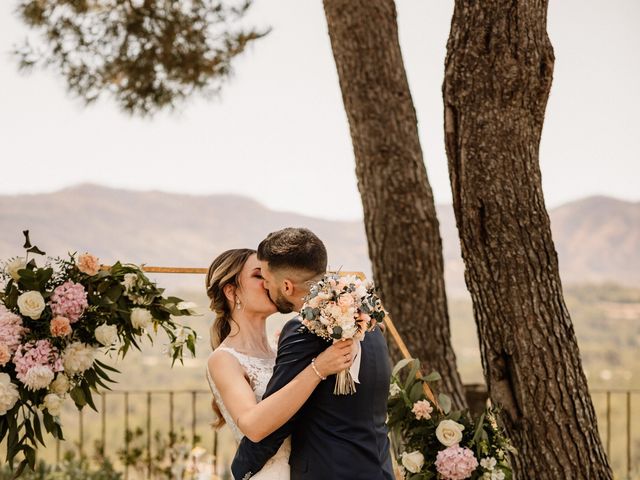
left=50, top=281, right=88, bottom=323
left=50, top=316, right=72, bottom=337
left=412, top=399, right=434, bottom=420
left=0, top=305, right=26, bottom=354
left=13, top=340, right=64, bottom=388
left=435, top=445, right=479, bottom=480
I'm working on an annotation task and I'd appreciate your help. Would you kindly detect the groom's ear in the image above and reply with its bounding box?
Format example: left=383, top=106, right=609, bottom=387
left=282, top=278, right=295, bottom=296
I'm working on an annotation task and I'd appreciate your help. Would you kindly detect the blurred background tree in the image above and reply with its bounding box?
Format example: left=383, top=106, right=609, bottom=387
left=14, top=0, right=267, bottom=115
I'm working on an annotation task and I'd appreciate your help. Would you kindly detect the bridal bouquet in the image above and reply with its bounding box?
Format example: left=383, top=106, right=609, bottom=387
left=387, top=359, right=515, bottom=480
left=0, top=231, right=198, bottom=474
left=300, top=273, right=386, bottom=394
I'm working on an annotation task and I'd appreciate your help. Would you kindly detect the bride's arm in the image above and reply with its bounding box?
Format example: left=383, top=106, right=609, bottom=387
left=208, top=339, right=353, bottom=442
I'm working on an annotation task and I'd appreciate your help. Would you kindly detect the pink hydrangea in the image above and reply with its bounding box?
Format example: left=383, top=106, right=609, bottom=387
left=435, top=445, right=479, bottom=480
left=49, top=281, right=88, bottom=323
left=13, top=340, right=64, bottom=390
left=0, top=305, right=26, bottom=354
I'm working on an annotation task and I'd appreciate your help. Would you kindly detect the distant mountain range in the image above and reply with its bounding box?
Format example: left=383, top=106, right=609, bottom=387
left=0, top=185, right=638, bottom=296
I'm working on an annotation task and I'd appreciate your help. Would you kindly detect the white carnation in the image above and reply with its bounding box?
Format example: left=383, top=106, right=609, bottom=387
left=42, top=393, right=64, bottom=417
left=436, top=419, right=465, bottom=447
left=22, top=365, right=55, bottom=391
left=6, top=257, right=27, bottom=281
left=0, top=373, right=20, bottom=415
left=95, top=324, right=118, bottom=346
left=50, top=374, right=70, bottom=395
left=401, top=450, right=425, bottom=474
left=130, top=308, right=153, bottom=329
left=63, top=342, right=96, bottom=375
left=17, top=291, right=46, bottom=319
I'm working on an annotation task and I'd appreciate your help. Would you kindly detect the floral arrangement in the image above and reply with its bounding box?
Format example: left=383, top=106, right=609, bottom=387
left=300, top=273, right=387, bottom=394
left=387, top=359, right=515, bottom=480
left=0, top=231, right=198, bottom=474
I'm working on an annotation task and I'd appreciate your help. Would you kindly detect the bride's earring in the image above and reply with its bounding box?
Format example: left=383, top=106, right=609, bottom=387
left=235, top=298, right=242, bottom=310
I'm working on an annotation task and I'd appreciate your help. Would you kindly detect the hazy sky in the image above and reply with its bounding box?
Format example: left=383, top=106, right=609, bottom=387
left=0, top=0, right=638, bottom=220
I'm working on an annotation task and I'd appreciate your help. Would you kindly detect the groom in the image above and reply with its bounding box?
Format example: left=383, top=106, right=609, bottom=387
left=231, top=227, right=394, bottom=480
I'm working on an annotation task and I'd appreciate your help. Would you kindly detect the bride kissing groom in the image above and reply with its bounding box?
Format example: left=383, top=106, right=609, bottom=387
left=206, top=227, right=394, bottom=480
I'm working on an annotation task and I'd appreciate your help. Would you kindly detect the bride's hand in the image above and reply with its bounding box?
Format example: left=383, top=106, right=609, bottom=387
left=314, top=339, right=355, bottom=377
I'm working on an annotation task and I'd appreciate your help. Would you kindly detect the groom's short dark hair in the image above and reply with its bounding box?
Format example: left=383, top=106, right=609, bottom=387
left=257, top=228, right=327, bottom=275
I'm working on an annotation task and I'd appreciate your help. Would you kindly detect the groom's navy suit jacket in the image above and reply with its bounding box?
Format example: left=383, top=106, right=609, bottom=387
left=231, top=317, right=394, bottom=480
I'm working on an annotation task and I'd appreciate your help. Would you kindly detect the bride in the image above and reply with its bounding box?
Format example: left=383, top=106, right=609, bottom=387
left=204, top=249, right=354, bottom=479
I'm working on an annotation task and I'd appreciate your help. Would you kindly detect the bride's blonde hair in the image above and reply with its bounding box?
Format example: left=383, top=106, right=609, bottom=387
left=205, top=248, right=255, bottom=428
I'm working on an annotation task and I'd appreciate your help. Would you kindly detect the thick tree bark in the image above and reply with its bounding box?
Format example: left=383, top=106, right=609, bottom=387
left=443, top=1, right=612, bottom=478
left=323, top=0, right=466, bottom=408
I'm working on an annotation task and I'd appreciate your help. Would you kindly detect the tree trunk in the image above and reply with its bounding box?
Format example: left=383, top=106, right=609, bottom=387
left=323, top=0, right=467, bottom=409
left=443, top=1, right=612, bottom=478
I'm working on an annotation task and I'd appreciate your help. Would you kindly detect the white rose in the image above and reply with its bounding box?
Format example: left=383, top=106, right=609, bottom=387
left=6, top=257, right=27, bottom=281
left=42, top=393, right=64, bottom=416
left=95, top=324, right=118, bottom=346
left=436, top=419, right=465, bottom=447
left=401, top=450, right=425, bottom=474
left=22, top=365, right=55, bottom=391
left=63, top=342, right=96, bottom=375
left=17, top=291, right=46, bottom=319
left=50, top=374, right=70, bottom=395
left=130, top=308, right=152, bottom=329
left=0, top=373, right=20, bottom=415
left=389, top=383, right=402, bottom=397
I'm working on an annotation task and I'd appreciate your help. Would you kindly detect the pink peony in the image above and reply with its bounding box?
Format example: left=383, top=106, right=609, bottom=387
left=77, top=253, right=101, bottom=276
left=0, top=305, right=26, bottom=354
left=435, top=445, right=479, bottom=480
left=337, top=293, right=355, bottom=311
left=50, top=316, right=72, bottom=337
left=412, top=399, right=434, bottom=420
left=13, top=340, right=64, bottom=390
left=49, top=281, right=88, bottom=323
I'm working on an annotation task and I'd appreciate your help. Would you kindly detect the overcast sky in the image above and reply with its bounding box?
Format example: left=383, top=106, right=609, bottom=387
left=0, top=0, right=638, bottom=220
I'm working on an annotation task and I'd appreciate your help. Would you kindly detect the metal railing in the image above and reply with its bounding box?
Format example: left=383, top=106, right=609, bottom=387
left=7, top=387, right=623, bottom=479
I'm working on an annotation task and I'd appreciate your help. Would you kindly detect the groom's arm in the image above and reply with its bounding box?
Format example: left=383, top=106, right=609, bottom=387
left=231, top=318, right=324, bottom=480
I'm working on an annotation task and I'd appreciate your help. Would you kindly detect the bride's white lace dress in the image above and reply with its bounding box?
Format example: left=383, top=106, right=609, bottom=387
left=206, top=345, right=291, bottom=480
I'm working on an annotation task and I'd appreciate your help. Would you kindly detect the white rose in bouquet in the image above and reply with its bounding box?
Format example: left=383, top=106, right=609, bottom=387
left=63, top=342, right=96, bottom=375
left=436, top=419, right=465, bottom=447
left=42, top=393, right=64, bottom=416
left=0, top=373, right=20, bottom=415
left=6, top=257, right=27, bottom=281
left=130, top=308, right=153, bottom=329
left=95, top=324, right=118, bottom=346
left=50, top=374, right=70, bottom=395
left=17, top=291, right=46, bottom=319
left=401, top=450, right=425, bottom=474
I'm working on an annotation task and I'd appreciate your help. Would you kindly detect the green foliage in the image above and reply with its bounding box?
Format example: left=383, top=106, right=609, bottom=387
left=387, top=359, right=514, bottom=479
left=14, top=0, right=269, bottom=115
